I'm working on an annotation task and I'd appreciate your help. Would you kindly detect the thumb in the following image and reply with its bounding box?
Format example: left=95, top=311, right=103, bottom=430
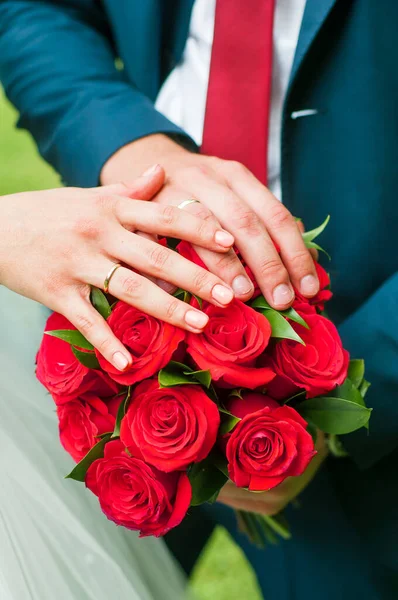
left=102, top=164, right=166, bottom=200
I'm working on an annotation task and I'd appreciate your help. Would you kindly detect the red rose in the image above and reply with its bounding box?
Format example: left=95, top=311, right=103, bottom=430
left=96, top=301, right=185, bottom=385
left=120, top=380, right=220, bottom=472
left=224, top=392, right=316, bottom=491
left=294, top=262, right=332, bottom=312
left=186, top=300, right=275, bottom=388
left=36, top=313, right=116, bottom=399
left=56, top=393, right=121, bottom=463
left=86, top=440, right=191, bottom=537
left=177, top=240, right=207, bottom=269
left=268, top=311, right=349, bottom=399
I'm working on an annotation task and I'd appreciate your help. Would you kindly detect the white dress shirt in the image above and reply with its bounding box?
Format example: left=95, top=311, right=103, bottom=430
left=156, top=0, right=307, bottom=201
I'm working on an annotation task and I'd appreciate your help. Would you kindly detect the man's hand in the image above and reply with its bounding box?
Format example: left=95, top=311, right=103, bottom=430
left=101, top=135, right=320, bottom=310
left=217, top=433, right=328, bottom=516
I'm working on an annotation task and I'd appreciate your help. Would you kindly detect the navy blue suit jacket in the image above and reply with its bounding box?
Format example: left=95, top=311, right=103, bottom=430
left=1, top=1, right=397, bottom=597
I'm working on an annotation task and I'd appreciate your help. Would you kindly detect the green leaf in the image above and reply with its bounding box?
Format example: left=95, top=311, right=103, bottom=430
left=192, top=293, right=203, bottom=309
left=219, top=413, right=241, bottom=435
left=71, top=346, right=100, bottom=369
left=206, top=491, right=221, bottom=504
left=173, top=288, right=202, bottom=306
left=173, top=288, right=185, bottom=300
left=327, top=434, right=349, bottom=458
left=189, top=458, right=228, bottom=506
left=90, top=287, right=111, bottom=319
left=298, top=396, right=372, bottom=435
left=229, top=388, right=243, bottom=399
left=305, top=419, right=318, bottom=444
left=305, top=241, right=331, bottom=260
left=262, top=310, right=305, bottom=345
left=65, top=434, right=112, bottom=482
left=283, top=390, right=307, bottom=405
left=188, top=369, right=211, bottom=388
left=330, top=378, right=366, bottom=408
left=45, top=329, right=94, bottom=350
left=359, top=379, right=371, bottom=399
left=112, top=388, right=131, bottom=438
left=302, top=215, right=330, bottom=244
left=211, top=450, right=230, bottom=479
left=347, top=359, right=365, bottom=389
left=158, top=361, right=211, bottom=388
left=252, top=296, right=309, bottom=329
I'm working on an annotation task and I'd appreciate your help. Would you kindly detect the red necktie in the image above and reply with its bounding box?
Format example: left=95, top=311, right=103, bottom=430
left=201, top=0, right=276, bottom=185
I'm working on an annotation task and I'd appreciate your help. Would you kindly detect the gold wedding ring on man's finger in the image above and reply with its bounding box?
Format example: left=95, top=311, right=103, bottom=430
left=177, top=198, right=200, bottom=210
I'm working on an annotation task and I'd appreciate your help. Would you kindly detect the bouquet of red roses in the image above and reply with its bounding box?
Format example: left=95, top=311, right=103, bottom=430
left=36, top=217, right=372, bottom=543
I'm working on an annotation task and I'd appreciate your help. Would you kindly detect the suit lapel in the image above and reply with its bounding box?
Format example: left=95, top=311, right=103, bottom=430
left=289, top=0, right=338, bottom=87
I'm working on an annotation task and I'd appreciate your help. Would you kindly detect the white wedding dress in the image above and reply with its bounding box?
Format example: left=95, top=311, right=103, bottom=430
left=0, top=287, right=190, bottom=600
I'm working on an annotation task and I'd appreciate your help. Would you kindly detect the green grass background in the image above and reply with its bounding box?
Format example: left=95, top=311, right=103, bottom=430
left=0, top=89, right=262, bottom=600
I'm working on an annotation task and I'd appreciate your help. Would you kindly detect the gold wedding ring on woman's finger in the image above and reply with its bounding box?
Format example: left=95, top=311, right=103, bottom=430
left=177, top=198, right=200, bottom=210
left=103, top=263, right=122, bottom=294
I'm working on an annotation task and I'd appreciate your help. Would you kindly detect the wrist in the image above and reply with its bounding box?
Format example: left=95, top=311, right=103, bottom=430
left=100, top=134, right=193, bottom=185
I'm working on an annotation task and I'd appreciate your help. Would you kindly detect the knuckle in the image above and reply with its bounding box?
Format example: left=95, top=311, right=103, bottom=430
left=288, top=249, right=313, bottom=271
left=159, top=204, right=177, bottom=226
left=180, top=164, right=206, bottom=181
left=74, top=312, right=95, bottom=336
left=94, top=193, right=115, bottom=212
left=232, top=206, right=262, bottom=236
left=214, top=250, right=240, bottom=273
left=192, top=269, right=211, bottom=292
left=149, top=245, right=170, bottom=270
left=165, top=299, right=180, bottom=320
left=257, top=256, right=287, bottom=280
left=193, top=205, right=214, bottom=222
left=196, top=218, right=214, bottom=242
left=121, top=274, right=142, bottom=297
left=75, top=283, right=91, bottom=301
left=225, top=160, right=248, bottom=176
left=96, top=335, right=113, bottom=354
left=72, top=218, right=103, bottom=240
left=268, top=205, right=294, bottom=230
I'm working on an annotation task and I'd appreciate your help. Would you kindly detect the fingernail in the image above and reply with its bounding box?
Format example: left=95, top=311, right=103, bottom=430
left=185, top=310, right=209, bottom=329
left=273, top=284, right=294, bottom=306
left=232, top=275, right=254, bottom=297
left=113, top=352, right=130, bottom=371
left=300, top=274, right=319, bottom=296
left=142, top=164, right=160, bottom=177
left=214, top=230, right=234, bottom=247
left=211, top=284, right=234, bottom=305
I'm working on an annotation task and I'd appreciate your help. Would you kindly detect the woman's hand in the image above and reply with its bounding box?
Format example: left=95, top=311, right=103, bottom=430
left=101, top=135, right=320, bottom=309
left=217, top=432, right=328, bottom=516
left=0, top=166, right=236, bottom=370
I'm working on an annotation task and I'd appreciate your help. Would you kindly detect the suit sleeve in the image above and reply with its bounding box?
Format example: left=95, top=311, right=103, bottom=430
left=338, top=271, right=398, bottom=469
left=0, top=0, right=195, bottom=187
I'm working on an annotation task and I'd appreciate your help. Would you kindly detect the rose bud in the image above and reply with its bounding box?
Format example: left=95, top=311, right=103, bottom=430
left=96, top=301, right=185, bottom=385
left=267, top=312, right=349, bottom=399
left=55, top=393, right=121, bottom=463
left=186, top=300, right=275, bottom=389
left=293, top=262, right=332, bottom=313
left=120, top=380, right=220, bottom=472
left=224, top=392, right=316, bottom=491
left=36, top=313, right=118, bottom=399
left=86, top=440, right=191, bottom=537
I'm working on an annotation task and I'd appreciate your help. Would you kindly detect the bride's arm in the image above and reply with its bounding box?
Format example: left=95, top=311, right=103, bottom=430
left=0, top=167, right=235, bottom=371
